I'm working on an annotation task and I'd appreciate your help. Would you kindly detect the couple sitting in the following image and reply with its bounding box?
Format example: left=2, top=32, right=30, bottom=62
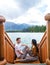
left=15, top=38, right=39, bottom=62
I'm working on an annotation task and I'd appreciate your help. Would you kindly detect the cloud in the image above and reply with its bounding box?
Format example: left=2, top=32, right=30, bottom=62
left=0, top=0, right=50, bottom=25
left=0, top=0, right=41, bottom=20
left=7, top=7, right=46, bottom=25
left=43, top=0, right=50, bottom=15
left=16, top=0, right=41, bottom=11
left=0, top=0, right=22, bottom=19
left=0, top=0, right=19, bottom=8
left=38, top=5, right=47, bottom=13
left=36, top=0, right=50, bottom=14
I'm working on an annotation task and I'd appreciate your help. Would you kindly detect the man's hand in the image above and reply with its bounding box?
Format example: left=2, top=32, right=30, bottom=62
left=20, top=51, right=24, bottom=54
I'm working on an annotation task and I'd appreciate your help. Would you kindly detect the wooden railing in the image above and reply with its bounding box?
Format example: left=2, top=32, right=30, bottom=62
left=5, top=32, right=14, bottom=49
left=0, top=16, right=15, bottom=64
left=39, top=31, right=48, bottom=62
left=4, top=32, right=15, bottom=63
left=0, top=16, right=5, bottom=61
left=39, top=13, right=50, bottom=64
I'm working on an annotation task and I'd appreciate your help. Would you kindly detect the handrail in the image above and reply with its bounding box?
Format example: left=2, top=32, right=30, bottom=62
left=4, top=32, right=15, bottom=63
left=39, top=13, right=50, bottom=63
left=5, top=32, right=14, bottom=49
left=39, top=31, right=47, bottom=48
left=39, top=31, right=47, bottom=63
left=0, top=16, right=5, bottom=60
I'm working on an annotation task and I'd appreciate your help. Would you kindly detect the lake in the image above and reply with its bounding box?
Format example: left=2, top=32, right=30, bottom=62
left=7, top=32, right=44, bottom=47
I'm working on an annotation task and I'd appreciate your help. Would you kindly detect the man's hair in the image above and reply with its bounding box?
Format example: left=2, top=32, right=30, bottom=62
left=16, top=38, right=21, bottom=41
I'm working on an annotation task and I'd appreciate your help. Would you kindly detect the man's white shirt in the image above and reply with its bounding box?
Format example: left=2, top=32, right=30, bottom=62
left=15, top=43, right=25, bottom=58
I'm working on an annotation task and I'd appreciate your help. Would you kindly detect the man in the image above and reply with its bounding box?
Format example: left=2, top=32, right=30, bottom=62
left=15, top=38, right=29, bottom=59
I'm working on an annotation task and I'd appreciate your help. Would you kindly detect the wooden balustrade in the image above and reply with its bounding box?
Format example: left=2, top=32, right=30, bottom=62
left=39, top=13, right=50, bottom=65
left=0, top=16, right=15, bottom=64
left=5, top=32, right=14, bottom=49
left=39, top=31, right=48, bottom=62
left=45, top=13, right=50, bottom=65
left=4, top=32, right=15, bottom=63
left=0, top=16, right=5, bottom=61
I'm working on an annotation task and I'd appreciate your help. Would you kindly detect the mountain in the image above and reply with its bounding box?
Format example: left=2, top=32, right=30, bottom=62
left=4, top=22, right=30, bottom=31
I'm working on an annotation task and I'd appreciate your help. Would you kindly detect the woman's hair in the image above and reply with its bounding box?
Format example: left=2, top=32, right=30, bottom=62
left=32, top=39, right=39, bottom=53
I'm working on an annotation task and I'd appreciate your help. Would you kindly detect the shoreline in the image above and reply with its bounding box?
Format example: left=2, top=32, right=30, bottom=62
left=6, top=31, right=44, bottom=33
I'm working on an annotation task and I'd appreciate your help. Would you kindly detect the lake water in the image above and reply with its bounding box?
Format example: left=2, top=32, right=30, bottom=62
left=7, top=32, right=44, bottom=47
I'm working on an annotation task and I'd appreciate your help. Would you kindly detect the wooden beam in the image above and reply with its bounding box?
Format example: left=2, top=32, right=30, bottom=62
left=0, top=16, right=5, bottom=60
left=45, top=13, right=50, bottom=65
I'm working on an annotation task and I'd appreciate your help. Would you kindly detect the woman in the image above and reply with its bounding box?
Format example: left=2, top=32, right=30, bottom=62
left=30, top=39, right=39, bottom=57
left=25, top=39, right=39, bottom=60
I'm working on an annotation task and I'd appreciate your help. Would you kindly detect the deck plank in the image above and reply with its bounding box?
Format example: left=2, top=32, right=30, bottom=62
left=6, top=64, right=46, bottom=65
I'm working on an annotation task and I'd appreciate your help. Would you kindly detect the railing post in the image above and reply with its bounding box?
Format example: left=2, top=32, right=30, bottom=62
left=0, top=16, right=5, bottom=60
left=45, top=13, right=50, bottom=65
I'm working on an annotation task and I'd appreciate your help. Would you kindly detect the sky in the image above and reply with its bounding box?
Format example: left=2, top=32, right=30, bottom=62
left=0, top=0, right=50, bottom=25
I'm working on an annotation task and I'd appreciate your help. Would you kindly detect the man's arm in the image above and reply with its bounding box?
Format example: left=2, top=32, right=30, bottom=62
left=17, top=50, right=24, bottom=54
left=21, top=44, right=30, bottom=51
left=22, top=44, right=28, bottom=47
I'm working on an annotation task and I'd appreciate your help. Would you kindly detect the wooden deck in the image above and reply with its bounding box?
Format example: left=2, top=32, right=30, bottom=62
left=6, top=63, right=46, bottom=65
